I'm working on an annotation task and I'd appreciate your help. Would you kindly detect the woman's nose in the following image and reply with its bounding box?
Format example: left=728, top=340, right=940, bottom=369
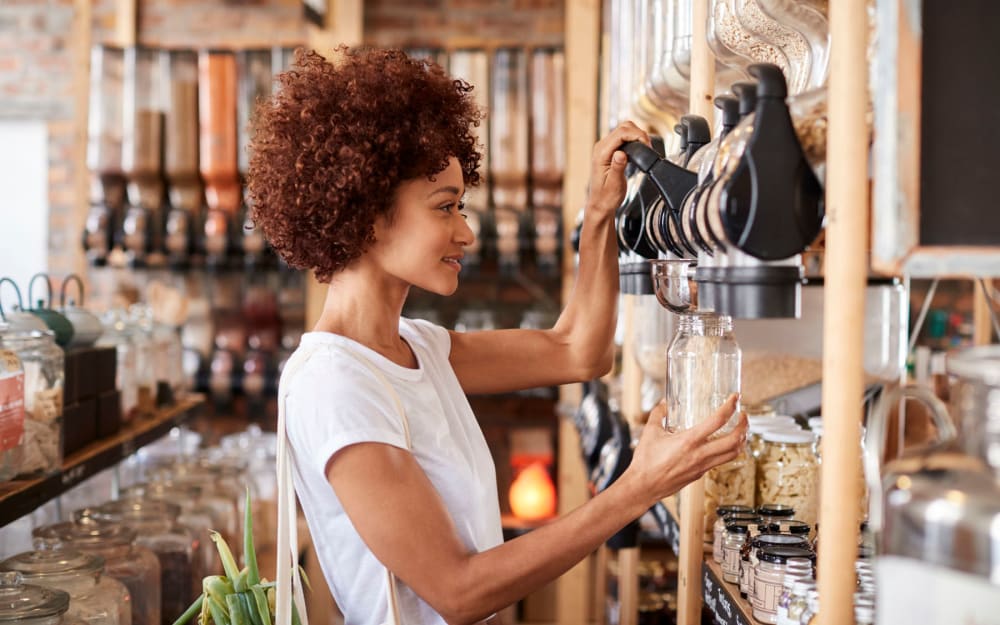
left=454, top=211, right=475, bottom=247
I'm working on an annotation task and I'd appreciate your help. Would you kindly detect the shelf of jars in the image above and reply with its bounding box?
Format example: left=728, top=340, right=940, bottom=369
left=0, top=394, right=204, bottom=528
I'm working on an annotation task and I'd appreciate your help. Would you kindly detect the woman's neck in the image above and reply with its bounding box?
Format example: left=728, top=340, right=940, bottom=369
left=312, top=264, right=416, bottom=366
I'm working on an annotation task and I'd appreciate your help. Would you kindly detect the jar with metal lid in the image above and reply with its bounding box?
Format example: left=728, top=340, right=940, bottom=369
left=0, top=572, right=87, bottom=625
left=82, top=501, right=195, bottom=625
left=0, top=329, right=64, bottom=478
left=0, top=551, right=129, bottom=625
left=783, top=579, right=814, bottom=625
left=704, top=442, right=756, bottom=544
left=146, top=462, right=240, bottom=559
left=757, top=504, right=795, bottom=526
left=799, top=588, right=819, bottom=624
left=776, top=563, right=815, bottom=625
left=757, top=430, right=819, bottom=528
left=0, top=344, right=25, bottom=484
left=743, top=532, right=810, bottom=610
left=713, top=505, right=755, bottom=563
left=722, top=523, right=749, bottom=583
left=32, top=520, right=160, bottom=625
left=767, top=519, right=810, bottom=537
left=752, top=547, right=814, bottom=624
left=716, top=513, right=761, bottom=567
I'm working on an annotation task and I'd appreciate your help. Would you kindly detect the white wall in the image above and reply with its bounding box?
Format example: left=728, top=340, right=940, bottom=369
left=0, top=120, right=48, bottom=310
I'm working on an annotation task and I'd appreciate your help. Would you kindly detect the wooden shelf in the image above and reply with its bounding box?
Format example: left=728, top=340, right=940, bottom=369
left=0, top=394, right=205, bottom=527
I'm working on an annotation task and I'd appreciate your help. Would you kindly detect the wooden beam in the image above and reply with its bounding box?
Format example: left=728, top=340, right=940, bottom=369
left=817, top=0, right=869, bottom=624
left=974, top=279, right=994, bottom=345
left=71, top=0, right=93, bottom=282
left=114, top=0, right=136, bottom=47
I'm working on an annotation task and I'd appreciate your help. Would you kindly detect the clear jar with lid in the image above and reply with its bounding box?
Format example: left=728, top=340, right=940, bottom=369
left=0, top=330, right=64, bottom=478
left=125, top=307, right=156, bottom=418
left=743, top=532, right=810, bottom=610
left=0, top=551, right=129, bottom=625
left=147, top=462, right=241, bottom=559
left=799, top=588, right=819, bottom=624
left=721, top=523, right=749, bottom=583
left=0, top=572, right=88, bottom=625
left=713, top=506, right=755, bottom=563
left=0, top=344, right=25, bottom=483
left=83, top=501, right=196, bottom=625
left=776, top=559, right=815, bottom=625
left=783, top=579, right=814, bottom=625
left=752, top=548, right=814, bottom=624
left=704, top=441, right=756, bottom=543
left=32, top=520, right=160, bottom=625
left=666, top=313, right=741, bottom=433
left=748, top=416, right=799, bottom=460
left=757, top=430, right=819, bottom=528
left=96, top=311, right=137, bottom=423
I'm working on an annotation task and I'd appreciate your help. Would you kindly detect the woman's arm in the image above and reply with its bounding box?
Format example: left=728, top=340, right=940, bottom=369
left=326, top=396, right=746, bottom=625
left=448, top=122, right=649, bottom=395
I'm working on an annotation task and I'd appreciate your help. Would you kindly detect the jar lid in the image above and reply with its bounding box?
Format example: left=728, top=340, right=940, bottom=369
left=34, top=519, right=136, bottom=549
left=807, top=416, right=823, bottom=430
left=757, top=504, right=795, bottom=518
left=0, top=328, right=56, bottom=343
left=0, top=572, right=70, bottom=621
left=758, top=546, right=815, bottom=564
left=767, top=520, right=811, bottom=535
left=92, top=499, right=181, bottom=521
left=747, top=415, right=797, bottom=429
left=761, top=430, right=814, bottom=444
left=0, top=550, right=104, bottom=578
left=725, top=523, right=750, bottom=535
left=716, top=505, right=755, bottom=517
left=123, top=482, right=201, bottom=500
left=752, top=533, right=809, bottom=549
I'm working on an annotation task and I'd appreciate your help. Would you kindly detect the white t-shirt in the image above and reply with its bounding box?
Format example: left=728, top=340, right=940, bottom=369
left=283, top=318, right=504, bottom=625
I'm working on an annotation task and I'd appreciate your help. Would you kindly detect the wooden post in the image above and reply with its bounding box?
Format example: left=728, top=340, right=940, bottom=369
left=618, top=548, right=640, bottom=625
left=557, top=1, right=600, bottom=624
left=71, top=0, right=93, bottom=282
left=974, top=279, right=994, bottom=345
left=304, top=0, right=363, bottom=330
left=675, top=3, right=714, bottom=624
left=817, top=1, right=869, bottom=624
left=115, top=0, right=137, bottom=47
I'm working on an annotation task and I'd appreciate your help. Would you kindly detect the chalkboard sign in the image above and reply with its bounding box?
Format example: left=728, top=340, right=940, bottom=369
left=872, top=0, right=1000, bottom=276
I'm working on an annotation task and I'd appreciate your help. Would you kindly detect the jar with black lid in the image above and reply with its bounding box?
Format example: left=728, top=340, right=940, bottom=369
left=712, top=505, right=755, bottom=563
left=753, top=546, right=815, bottom=624
left=722, top=523, right=750, bottom=583
left=742, top=532, right=810, bottom=606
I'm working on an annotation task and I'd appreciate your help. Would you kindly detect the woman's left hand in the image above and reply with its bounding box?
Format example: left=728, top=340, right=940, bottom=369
left=585, top=121, right=651, bottom=218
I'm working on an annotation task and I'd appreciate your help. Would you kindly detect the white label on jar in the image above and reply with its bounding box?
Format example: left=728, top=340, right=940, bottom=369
left=0, top=362, right=25, bottom=452
left=753, top=574, right=782, bottom=614
left=876, top=556, right=1000, bottom=625
left=723, top=544, right=741, bottom=579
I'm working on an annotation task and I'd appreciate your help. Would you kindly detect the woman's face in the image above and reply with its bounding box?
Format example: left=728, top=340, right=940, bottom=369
left=369, top=156, right=475, bottom=296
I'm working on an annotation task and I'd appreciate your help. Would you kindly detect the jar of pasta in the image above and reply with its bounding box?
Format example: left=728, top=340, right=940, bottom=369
left=704, top=443, right=755, bottom=543
left=712, top=506, right=755, bottom=563
left=757, top=431, right=819, bottom=529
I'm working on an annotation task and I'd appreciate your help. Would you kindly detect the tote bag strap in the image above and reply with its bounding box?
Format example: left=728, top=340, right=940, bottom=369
left=275, top=343, right=411, bottom=625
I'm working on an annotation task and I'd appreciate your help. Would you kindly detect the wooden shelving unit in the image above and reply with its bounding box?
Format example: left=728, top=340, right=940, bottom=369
left=0, top=394, right=205, bottom=527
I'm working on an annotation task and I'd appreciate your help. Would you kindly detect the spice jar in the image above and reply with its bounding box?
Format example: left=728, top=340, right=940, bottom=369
left=0, top=344, right=25, bottom=484
left=799, top=588, right=820, bottom=624
left=776, top=565, right=815, bottom=625
left=712, top=506, right=755, bottom=563
left=742, top=532, right=810, bottom=609
left=704, top=443, right=755, bottom=542
left=0, top=551, right=130, bottom=625
left=752, top=547, right=814, bottom=624
left=666, top=313, right=741, bottom=433
left=84, top=501, right=196, bottom=625
left=721, top=522, right=749, bottom=583
left=782, top=579, right=814, bottom=625
left=0, top=572, right=87, bottom=625
left=757, top=430, right=819, bottom=528
left=32, top=520, right=160, bottom=625
left=0, top=330, right=63, bottom=478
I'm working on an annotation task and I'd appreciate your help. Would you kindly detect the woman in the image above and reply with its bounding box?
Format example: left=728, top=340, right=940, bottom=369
left=249, top=47, right=747, bottom=625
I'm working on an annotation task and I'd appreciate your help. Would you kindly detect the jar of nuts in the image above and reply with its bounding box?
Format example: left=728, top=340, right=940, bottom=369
left=757, top=431, right=819, bottom=529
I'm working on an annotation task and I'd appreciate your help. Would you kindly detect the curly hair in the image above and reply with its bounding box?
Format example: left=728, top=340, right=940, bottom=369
left=247, top=46, right=483, bottom=282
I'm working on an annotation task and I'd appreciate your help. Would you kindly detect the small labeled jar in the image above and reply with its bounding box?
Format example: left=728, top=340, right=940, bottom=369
left=713, top=505, right=755, bottom=563
left=0, top=572, right=86, bottom=625
left=744, top=533, right=810, bottom=608
left=0, top=330, right=64, bottom=478
left=0, top=551, right=130, bottom=625
left=776, top=565, right=814, bottom=625
left=752, top=547, right=814, bottom=624
left=721, top=523, right=749, bottom=583
left=783, top=579, right=815, bottom=625
left=757, top=430, right=819, bottom=529
left=32, top=520, right=161, bottom=625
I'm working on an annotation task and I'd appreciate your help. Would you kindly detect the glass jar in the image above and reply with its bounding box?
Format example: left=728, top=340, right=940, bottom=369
left=126, top=307, right=156, bottom=418
left=713, top=506, right=755, bottom=562
left=743, top=532, right=810, bottom=610
left=776, top=567, right=814, bottom=625
left=96, top=311, right=137, bottom=423
left=853, top=591, right=875, bottom=625
left=721, top=522, right=749, bottom=583
left=0, top=572, right=83, bottom=625
left=757, top=430, right=819, bottom=528
left=799, top=588, right=819, bottom=624
left=148, top=461, right=242, bottom=557
left=752, top=548, right=813, bottom=623
left=0, top=345, right=25, bottom=484
left=122, top=46, right=165, bottom=213
left=704, top=442, right=755, bottom=542
left=733, top=0, right=811, bottom=94
left=0, top=330, right=63, bottom=478
left=0, top=551, right=129, bottom=625
left=783, top=579, right=814, bottom=625
left=32, top=520, right=160, bottom=625
left=529, top=48, right=565, bottom=211
left=198, top=50, right=240, bottom=216
left=666, top=313, right=741, bottom=433
left=757, top=503, right=796, bottom=526
left=84, top=501, right=196, bottom=625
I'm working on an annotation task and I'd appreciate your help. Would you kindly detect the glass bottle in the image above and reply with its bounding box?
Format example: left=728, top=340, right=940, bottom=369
left=752, top=549, right=813, bottom=624
left=0, top=344, right=25, bottom=483
left=0, top=330, right=64, bottom=478
left=721, top=522, right=749, bottom=583
left=32, top=520, right=160, bottom=625
left=713, top=505, right=755, bottom=563
left=757, top=431, right=819, bottom=528
left=0, top=572, right=84, bottom=625
left=666, top=312, right=741, bottom=433
left=0, top=551, right=129, bottom=625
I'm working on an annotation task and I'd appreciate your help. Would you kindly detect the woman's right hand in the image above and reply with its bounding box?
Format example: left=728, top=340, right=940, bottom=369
left=624, top=393, right=748, bottom=506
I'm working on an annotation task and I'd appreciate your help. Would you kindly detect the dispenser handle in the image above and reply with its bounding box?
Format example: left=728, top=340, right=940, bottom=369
left=865, top=384, right=958, bottom=531
left=621, top=141, right=661, bottom=173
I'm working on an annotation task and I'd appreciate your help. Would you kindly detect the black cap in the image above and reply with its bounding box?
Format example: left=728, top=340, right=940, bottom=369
left=732, top=82, right=758, bottom=117
left=725, top=522, right=750, bottom=534
left=717, top=505, right=755, bottom=517
left=758, top=504, right=795, bottom=518
left=758, top=545, right=815, bottom=564
left=768, top=520, right=811, bottom=535
left=752, top=533, right=810, bottom=549
left=748, top=63, right=787, bottom=99
left=714, top=95, right=741, bottom=132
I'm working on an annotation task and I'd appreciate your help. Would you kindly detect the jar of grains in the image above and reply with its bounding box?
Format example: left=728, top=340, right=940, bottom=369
left=757, top=431, right=819, bottom=528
